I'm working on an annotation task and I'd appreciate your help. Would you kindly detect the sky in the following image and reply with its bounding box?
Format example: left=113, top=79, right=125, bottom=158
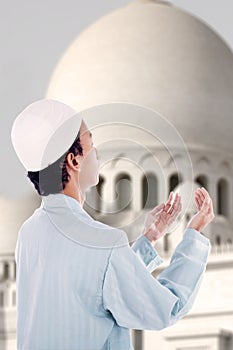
left=0, top=0, right=232, bottom=198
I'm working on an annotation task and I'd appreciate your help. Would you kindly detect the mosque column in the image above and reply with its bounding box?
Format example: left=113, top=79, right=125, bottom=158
left=132, top=172, right=142, bottom=212
left=209, top=175, right=218, bottom=216
left=227, top=175, right=233, bottom=224
left=158, top=172, right=168, bottom=205
left=230, top=178, right=233, bottom=225
left=101, top=172, right=116, bottom=214
left=0, top=262, right=3, bottom=280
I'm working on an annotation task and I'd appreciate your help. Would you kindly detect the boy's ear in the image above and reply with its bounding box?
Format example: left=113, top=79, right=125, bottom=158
left=66, top=153, right=79, bottom=169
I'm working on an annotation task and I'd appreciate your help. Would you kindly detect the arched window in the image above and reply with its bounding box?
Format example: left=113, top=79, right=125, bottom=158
left=14, top=261, right=16, bottom=279
left=217, top=178, right=229, bottom=216
left=0, top=291, right=4, bottom=308
left=115, top=173, right=132, bottom=211
left=216, top=235, right=221, bottom=245
left=142, top=173, right=158, bottom=209
left=169, top=172, right=182, bottom=192
left=164, top=234, right=169, bottom=252
left=3, top=262, right=9, bottom=280
left=12, top=290, right=16, bottom=306
left=95, top=175, right=105, bottom=212
left=195, top=175, right=208, bottom=190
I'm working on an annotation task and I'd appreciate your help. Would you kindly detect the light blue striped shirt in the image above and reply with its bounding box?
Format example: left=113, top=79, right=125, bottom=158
left=15, top=193, right=211, bottom=349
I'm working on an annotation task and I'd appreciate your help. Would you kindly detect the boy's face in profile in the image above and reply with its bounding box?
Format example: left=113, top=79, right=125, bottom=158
left=72, top=120, right=99, bottom=190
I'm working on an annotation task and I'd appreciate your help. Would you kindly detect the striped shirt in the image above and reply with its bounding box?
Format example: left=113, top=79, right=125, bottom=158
left=15, top=193, right=211, bottom=349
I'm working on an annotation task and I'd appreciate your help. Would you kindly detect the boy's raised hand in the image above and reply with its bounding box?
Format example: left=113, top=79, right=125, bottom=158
left=187, top=187, right=215, bottom=232
left=143, top=191, right=182, bottom=243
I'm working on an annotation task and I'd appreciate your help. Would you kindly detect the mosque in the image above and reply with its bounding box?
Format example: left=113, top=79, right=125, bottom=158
left=1, top=0, right=233, bottom=349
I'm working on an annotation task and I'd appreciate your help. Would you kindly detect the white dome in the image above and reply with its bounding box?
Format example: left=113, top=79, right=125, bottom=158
left=47, top=0, right=233, bottom=153
left=0, top=192, right=41, bottom=255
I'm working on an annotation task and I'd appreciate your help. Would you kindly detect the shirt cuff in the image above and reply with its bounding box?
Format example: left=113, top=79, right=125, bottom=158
left=177, top=227, right=211, bottom=264
left=131, top=234, right=164, bottom=273
left=183, top=227, right=210, bottom=246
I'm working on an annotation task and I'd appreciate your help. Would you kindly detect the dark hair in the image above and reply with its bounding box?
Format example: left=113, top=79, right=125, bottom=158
left=27, top=130, right=83, bottom=196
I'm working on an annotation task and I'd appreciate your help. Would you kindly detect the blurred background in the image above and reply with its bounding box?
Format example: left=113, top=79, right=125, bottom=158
left=0, top=1, right=233, bottom=349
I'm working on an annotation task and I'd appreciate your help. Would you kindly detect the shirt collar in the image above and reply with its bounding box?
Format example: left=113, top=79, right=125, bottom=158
left=40, top=193, right=85, bottom=214
left=39, top=192, right=119, bottom=249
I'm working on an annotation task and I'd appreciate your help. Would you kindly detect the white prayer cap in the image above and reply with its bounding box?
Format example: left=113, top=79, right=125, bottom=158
left=11, top=99, right=83, bottom=171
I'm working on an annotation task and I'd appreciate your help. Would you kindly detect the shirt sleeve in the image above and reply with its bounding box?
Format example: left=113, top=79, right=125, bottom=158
left=130, top=234, right=164, bottom=273
left=102, top=227, right=211, bottom=330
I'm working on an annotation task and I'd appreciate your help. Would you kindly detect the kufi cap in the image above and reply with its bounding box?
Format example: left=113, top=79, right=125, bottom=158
left=11, top=99, right=82, bottom=171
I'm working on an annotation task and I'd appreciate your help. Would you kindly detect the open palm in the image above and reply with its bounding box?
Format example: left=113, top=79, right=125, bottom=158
left=143, top=191, right=182, bottom=242
left=187, top=187, right=215, bottom=232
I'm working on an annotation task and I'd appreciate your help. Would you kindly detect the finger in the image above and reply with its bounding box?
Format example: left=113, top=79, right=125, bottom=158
left=200, top=187, right=208, bottom=198
left=169, top=199, right=182, bottom=219
left=163, top=201, right=172, bottom=213
left=167, top=193, right=180, bottom=214
left=167, top=201, right=182, bottom=224
left=165, top=191, right=174, bottom=206
left=195, top=189, right=206, bottom=209
left=164, top=191, right=174, bottom=212
left=171, top=197, right=182, bottom=217
left=194, top=192, right=202, bottom=210
left=200, top=187, right=209, bottom=196
left=200, top=188, right=211, bottom=203
left=195, top=189, right=204, bottom=209
left=200, top=194, right=211, bottom=213
left=150, top=203, right=165, bottom=215
left=199, top=188, right=214, bottom=213
left=194, top=188, right=202, bottom=195
left=209, top=198, right=214, bottom=214
left=200, top=188, right=212, bottom=209
left=200, top=188, right=210, bottom=207
left=194, top=194, right=201, bottom=211
left=164, top=192, right=181, bottom=216
left=173, top=192, right=180, bottom=204
left=206, top=197, right=214, bottom=215
left=166, top=197, right=181, bottom=222
left=171, top=193, right=180, bottom=208
left=197, top=188, right=205, bottom=201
